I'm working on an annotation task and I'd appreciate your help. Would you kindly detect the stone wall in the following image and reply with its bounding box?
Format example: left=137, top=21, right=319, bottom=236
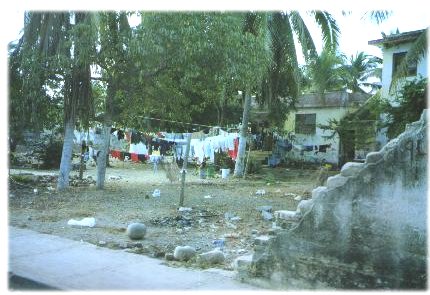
left=247, top=110, right=427, bottom=290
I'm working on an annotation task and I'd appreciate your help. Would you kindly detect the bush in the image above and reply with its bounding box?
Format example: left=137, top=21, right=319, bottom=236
left=246, top=157, right=261, bottom=174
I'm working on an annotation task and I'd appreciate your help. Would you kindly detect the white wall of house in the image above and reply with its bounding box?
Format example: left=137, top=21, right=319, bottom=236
left=380, top=43, right=428, bottom=101
left=284, top=107, right=355, bottom=166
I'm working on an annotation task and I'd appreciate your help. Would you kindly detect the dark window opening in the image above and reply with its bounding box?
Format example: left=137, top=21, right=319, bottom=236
left=295, top=113, right=316, bottom=134
left=392, top=51, right=417, bottom=77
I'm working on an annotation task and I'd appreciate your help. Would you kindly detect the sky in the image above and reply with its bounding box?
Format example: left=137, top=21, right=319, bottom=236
left=3, top=6, right=430, bottom=60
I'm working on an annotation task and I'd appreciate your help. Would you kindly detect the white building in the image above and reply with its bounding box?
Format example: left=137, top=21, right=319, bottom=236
left=284, top=91, right=369, bottom=167
left=368, top=29, right=428, bottom=145
left=368, top=29, right=428, bottom=102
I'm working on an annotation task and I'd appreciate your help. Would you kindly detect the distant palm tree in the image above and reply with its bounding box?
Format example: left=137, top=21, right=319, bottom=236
left=341, top=51, right=382, bottom=94
left=307, top=48, right=344, bottom=97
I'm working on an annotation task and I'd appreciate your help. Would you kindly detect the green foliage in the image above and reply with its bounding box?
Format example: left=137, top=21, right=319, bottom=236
left=246, top=157, right=262, bottom=174
left=383, top=77, right=427, bottom=139
left=340, top=51, right=382, bottom=93
left=305, top=48, right=344, bottom=95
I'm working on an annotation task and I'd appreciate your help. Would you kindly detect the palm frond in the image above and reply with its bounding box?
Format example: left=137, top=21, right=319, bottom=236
left=390, top=28, right=428, bottom=93
left=312, top=11, right=340, bottom=51
left=289, top=11, right=317, bottom=61
left=362, top=11, right=392, bottom=24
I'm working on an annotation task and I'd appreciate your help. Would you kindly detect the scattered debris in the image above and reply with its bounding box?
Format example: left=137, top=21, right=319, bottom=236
left=230, top=216, right=241, bottom=222
left=261, top=210, right=273, bottom=221
left=212, top=239, right=225, bottom=249
left=67, top=217, right=96, bottom=227
left=98, top=240, right=107, bottom=246
left=126, top=223, right=147, bottom=240
left=173, top=246, right=196, bottom=261
left=226, top=222, right=237, bottom=229
left=255, top=189, right=266, bottom=196
left=178, top=207, right=192, bottom=212
left=257, top=206, right=273, bottom=213
left=254, top=235, right=272, bottom=246
left=152, top=189, right=161, bottom=198
left=284, top=192, right=298, bottom=198
left=108, top=175, right=122, bottom=180
left=274, top=210, right=300, bottom=221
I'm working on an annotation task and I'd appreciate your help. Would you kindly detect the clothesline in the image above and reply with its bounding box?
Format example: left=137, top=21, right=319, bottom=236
left=138, top=116, right=238, bottom=131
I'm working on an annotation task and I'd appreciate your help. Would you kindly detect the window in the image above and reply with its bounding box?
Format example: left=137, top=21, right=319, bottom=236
left=295, top=113, right=316, bottom=134
left=392, top=52, right=417, bottom=77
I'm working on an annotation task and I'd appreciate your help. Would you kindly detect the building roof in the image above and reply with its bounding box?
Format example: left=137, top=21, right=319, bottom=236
left=296, top=91, right=370, bottom=108
left=368, top=29, right=426, bottom=47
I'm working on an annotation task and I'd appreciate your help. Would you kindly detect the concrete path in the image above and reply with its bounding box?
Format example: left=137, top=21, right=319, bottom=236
left=8, top=227, right=262, bottom=291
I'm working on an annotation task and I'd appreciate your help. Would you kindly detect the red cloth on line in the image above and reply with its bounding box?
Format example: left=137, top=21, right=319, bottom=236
left=110, top=150, right=121, bottom=159
left=228, top=137, right=239, bottom=160
left=131, top=153, right=139, bottom=162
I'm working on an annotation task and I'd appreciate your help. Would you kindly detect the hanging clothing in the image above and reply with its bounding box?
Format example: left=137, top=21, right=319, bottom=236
left=131, top=153, right=139, bottom=162
left=228, top=137, right=239, bottom=160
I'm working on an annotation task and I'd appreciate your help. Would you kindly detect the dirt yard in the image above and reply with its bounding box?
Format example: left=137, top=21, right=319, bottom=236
left=8, top=160, right=330, bottom=270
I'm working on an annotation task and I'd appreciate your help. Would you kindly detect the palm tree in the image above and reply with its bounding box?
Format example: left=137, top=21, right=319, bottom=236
left=234, top=11, right=341, bottom=177
left=307, top=48, right=345, bottom=97
left=340, top=51, right=382, bottom=94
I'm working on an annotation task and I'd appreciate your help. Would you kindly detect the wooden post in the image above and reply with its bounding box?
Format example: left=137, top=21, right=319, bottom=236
left=179, top=133, right=192, bottom=207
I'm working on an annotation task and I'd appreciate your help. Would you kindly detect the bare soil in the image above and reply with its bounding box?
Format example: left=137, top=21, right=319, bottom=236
left=8, top=160, right=327, bottom=270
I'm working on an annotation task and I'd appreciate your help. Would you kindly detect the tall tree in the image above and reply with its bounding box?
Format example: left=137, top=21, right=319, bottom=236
left=234, top=11, right=341, bottom=177
left=95, top=11, right=133, bottom=189
left=14, top=11, right=97, bottom=191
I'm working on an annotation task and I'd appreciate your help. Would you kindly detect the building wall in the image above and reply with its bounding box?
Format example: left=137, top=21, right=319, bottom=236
left=284, top=107, right=357, bottom=166
left=249, top=111, right=427, bottom=290
left=381, top=42, right=428, bottom=100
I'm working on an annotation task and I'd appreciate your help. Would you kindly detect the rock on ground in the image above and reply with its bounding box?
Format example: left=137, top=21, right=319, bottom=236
left=126, top=223, right=147, bottom=240
left=173, top=246, right=196, bottom=261
left=198, top=249, right=225, bottom=265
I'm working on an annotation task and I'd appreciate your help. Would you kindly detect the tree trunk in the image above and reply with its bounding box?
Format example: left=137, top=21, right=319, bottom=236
left=57, top=117, right=75, bottom=191
left=96, top=81, right=114, bottom=190
left=96, top=124, right=111, bottom=189
left=234, top=92, right=252, bottom=177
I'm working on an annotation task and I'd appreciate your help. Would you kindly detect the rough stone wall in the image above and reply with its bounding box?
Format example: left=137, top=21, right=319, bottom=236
left=248, top=111, right=427, bottom=290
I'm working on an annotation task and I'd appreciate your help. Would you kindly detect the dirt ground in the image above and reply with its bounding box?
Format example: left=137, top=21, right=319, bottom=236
left=8, top=159, right=331, bottom=270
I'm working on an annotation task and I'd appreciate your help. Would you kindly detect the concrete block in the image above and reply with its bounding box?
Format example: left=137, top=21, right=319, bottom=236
left=340, top=162, right=365, bottom=177
left=366, top=151, right=383, bottom=164
left=326, top=175, right=348, bottom=189
left=296, top=199, right=314, bottom=215
left=312, top=186, right=327, bottom=200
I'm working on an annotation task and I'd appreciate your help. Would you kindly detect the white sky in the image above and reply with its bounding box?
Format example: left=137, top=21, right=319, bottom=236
left=3, top=6, right=430, bottom=59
